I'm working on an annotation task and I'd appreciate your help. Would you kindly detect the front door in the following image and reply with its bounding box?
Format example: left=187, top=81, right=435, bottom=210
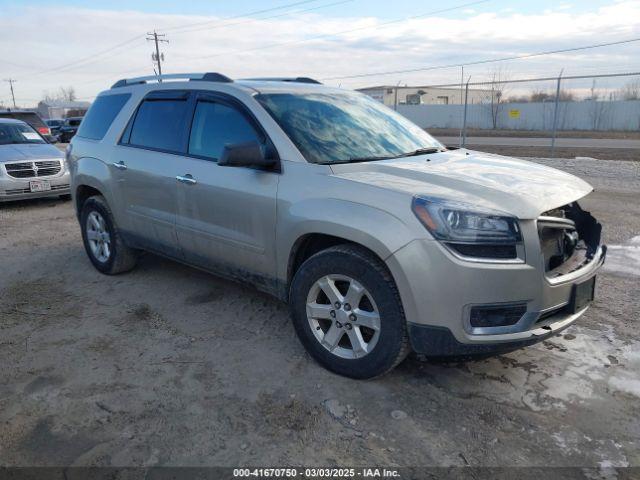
left=175, top=93, right=279, bottom=291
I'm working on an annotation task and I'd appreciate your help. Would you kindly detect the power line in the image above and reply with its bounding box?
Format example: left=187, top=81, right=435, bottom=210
left=321, top=36, right=640, bottom=81
left=401, top=71, right=640, bottom=89
left=3, top=79, right=17, bottom=108
left=179, top=0, right=490, bottom=60
left=11, top=0, right=323, bottom=80
left=169, top=0, right=354, bottom=37
left=161, top=0, right=322, bottom=33
left=25, top=35, right=146, bottom=79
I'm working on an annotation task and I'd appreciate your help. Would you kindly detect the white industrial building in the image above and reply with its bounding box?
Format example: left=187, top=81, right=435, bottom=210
left=357, top=85, right=493, bottom=107
left=36, top=100, right=91, bottom=119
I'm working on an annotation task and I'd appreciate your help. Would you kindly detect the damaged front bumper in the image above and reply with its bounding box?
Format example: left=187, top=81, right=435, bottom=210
left=387, top=201, right=606, bottom=357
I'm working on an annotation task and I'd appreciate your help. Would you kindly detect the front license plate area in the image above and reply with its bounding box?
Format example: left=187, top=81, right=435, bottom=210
left=29, top=180, right=51, bottom=192
left=570, top=276, right=596, bottom=313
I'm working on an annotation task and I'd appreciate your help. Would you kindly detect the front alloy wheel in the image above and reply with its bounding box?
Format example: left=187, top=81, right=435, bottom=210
left=290, top=244, right=410, bottom=378
left=306, top=274, right=381, bottom=359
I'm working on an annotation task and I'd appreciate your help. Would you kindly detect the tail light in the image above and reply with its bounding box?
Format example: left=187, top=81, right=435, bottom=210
left=37, top=126, right=51, bottom=136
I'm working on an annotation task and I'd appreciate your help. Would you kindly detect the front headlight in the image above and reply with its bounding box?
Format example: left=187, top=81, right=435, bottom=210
left=412, top=196, right=523, bottom=260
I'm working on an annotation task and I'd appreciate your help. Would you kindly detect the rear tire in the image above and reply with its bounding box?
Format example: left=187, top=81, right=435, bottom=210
left=80, top=195, right=137, bottom=274
left=289, top=244, right=410, bottom=379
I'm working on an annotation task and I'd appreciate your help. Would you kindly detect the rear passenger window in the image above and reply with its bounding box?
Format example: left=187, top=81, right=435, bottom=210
left=77, top=94, right=130, bottom=140
left=188, top=101, right=261, bottom=160
left=129, top=98, right=189, bottom=153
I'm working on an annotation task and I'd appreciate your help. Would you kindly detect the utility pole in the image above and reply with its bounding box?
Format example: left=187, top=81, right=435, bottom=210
left=4, top=78, right=17, bottom=108
left=146, top=31, right=168, bottom=81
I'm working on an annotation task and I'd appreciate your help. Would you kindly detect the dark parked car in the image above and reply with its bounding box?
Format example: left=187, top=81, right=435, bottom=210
left=0, top=110, right=55, bottom=143
left=45, top=118, right=64, bottom=139
left=59, top=117, right=83, bottom=143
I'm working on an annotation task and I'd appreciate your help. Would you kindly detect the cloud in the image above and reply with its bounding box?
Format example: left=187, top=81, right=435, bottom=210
left=0, top=1, right=639, bottom=106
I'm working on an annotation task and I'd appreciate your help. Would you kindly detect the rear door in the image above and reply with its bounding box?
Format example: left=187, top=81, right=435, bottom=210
left=175, top=92, right=279, bottom=290
left=114, top=90, right=192, bottom=258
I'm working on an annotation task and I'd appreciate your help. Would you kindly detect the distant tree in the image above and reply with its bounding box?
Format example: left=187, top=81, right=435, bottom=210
left=587, top=80, right=610, bottom=130
left=60, top=86, right=77, bottom=102
left=41, top=86, right=77, bottom=103
left=506, top=95, right=529, bottom=103
left=615, top=79, right=640, bottom=100
left=484, top=66, right=510, bottom=129
left=529, top=89, right=575, bottom=102
left=530, top=90, right=551, bottom=102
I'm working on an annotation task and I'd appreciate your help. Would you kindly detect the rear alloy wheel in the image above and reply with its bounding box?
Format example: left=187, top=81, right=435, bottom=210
left=80, top=195, right=137, bottom=274
left=290, top=244, right=410, bottom=378
left=86, top=211, right=111, bottom=263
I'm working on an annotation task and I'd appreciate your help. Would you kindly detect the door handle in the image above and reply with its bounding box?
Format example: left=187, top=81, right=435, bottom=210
left=112, top=161, right=127, bottom=170
left=176, top=174, right=197, bottom=185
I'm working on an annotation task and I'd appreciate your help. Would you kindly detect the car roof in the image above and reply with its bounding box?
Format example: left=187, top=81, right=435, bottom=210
left=235, top=80, right=344, bottom=95
left=101, top=73, right=349, bottom=98
left=0, top=117, right=27, bottom=125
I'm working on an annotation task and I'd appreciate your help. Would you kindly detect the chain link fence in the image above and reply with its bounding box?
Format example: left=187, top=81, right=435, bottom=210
left=379, top=72, right=640, bottom=157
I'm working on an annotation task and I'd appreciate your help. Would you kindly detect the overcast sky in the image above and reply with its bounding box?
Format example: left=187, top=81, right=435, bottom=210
left=1, top=0, right=639, bottom=107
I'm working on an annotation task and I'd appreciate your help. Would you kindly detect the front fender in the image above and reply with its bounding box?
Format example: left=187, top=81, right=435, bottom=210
left=276, top=198, right=420, bottom=282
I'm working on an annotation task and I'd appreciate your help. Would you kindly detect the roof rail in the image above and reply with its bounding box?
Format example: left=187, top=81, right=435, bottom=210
left=111, top=72, right=233, bottom=89
left=241, top=77, right=322, bottom=85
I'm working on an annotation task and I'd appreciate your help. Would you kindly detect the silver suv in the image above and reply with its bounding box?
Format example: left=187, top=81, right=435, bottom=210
left=68, top=73, right=606, bottom=378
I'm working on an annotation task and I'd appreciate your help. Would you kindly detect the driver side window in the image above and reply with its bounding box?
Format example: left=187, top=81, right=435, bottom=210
left=188, top=100, right=261, bottom=161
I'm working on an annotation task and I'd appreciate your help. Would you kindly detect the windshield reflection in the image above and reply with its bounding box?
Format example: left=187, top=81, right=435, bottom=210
left=256, top=91, right=442, bottom=164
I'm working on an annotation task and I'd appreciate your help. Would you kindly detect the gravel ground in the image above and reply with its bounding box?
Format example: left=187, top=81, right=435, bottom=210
left=0, top=156, right=638, bottom=471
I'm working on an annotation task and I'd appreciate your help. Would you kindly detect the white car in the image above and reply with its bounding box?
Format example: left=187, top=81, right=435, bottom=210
left=0, top=118, right=69, bottom=201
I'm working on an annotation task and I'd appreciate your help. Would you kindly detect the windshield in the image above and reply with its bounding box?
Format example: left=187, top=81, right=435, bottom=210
left=255, top=91, right=442, bottom=164
left=0, top=122, right=45, bottom=145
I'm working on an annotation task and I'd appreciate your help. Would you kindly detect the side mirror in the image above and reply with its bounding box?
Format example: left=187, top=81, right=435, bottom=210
left=218, top=141, right=277, bottom=169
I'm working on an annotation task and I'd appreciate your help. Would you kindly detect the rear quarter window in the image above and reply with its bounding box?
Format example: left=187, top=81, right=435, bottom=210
left=77, top=94, right=131, bottom=140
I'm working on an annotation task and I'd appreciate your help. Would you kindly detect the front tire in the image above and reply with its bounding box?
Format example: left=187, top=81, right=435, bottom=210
left=80, top=195, right=137, bottom=274
left=289, top=244, right=410, bottom=379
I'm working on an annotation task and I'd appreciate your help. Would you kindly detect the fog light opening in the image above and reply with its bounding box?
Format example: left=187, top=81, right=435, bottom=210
left=469, top=303, right=527, bottom=328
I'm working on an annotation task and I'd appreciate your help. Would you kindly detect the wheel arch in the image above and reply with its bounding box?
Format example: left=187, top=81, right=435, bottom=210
left=75, top=184, right=103, bottom=219
left=284, top=230, right=401, bottom=303
left=71, top=157, right=115, bottom=220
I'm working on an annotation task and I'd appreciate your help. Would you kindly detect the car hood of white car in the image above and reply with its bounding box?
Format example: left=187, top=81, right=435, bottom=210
left=329, top=149, right=594, bottom=219
left=0, top=143, right=64, bottom=162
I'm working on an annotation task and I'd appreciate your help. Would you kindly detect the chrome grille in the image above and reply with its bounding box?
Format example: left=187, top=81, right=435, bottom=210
left=5, top=160, right=62, bottom=179
left=34, top=160, right=62, bottom=176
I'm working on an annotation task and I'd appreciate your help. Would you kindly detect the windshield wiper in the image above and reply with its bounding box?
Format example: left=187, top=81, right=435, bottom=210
left=330, top=147, right=444, bottom=165
left=396, top=147, right=443, bottom=158
left=332, top=154, right=397, bottom=164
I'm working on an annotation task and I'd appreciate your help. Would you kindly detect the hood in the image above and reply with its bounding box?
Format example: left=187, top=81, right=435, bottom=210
left=0, top=143, right=64, bottom=163
left=329, top=149, right=593, bottom=219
